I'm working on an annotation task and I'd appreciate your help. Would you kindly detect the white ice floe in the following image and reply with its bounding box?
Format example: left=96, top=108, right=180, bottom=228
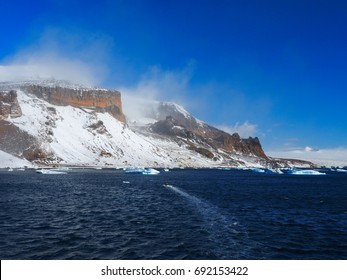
left=289, top=169, right=326, bottom=175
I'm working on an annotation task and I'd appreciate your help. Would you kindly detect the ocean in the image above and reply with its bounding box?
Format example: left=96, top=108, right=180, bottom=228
left=0, top=168, right=346, bottom=259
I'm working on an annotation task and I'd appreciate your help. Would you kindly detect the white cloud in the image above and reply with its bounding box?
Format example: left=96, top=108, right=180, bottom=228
left=121, top=64, right=193, bottom=100
left=0, top=29, right=110, bottom=86
left=120, top=64, right=195, bottom=121
left=303, top=146, right=319, bottom=152
left=0, top=59, right=98, bottom=86
left=216, top=121, right=258, bottom=138
left=267, top=146, right=347, bottom=167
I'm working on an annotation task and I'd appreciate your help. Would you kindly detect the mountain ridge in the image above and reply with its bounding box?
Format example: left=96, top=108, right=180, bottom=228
left=0, top=79, right=314, bottom=168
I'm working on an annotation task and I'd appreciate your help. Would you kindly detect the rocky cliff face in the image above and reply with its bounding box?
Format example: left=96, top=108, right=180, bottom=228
left=149, top=115, right=268, bottom=162
left=212, top=131, right=268, bottom=159
left=20, top=84, right=125, bottom=122
left=148, top=103, right=268, bottom=160
left=0, top=119, right=51, bottom=162
left=0, top=90, right=22, bottom=119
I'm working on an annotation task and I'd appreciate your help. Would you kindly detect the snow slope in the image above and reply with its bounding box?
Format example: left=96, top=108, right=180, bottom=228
left=1, top=84, right=280, bottom=168
left=6, top=90, right=226, bottom=167
left=0, top=150, right=32, bottom=168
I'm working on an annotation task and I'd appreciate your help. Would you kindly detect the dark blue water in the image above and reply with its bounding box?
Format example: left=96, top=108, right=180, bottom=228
left=0, top=169, right=347, bottom=259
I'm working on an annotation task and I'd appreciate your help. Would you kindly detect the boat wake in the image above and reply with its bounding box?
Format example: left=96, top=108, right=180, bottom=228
left=166, top=185, right=262, bottom=259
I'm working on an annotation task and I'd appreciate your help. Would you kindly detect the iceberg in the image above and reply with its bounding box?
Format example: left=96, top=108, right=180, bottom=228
left=51, top=167, right=71, bottom=172
left=142, top=168, right=160, bottom=175
left=124, top=167, right=146, bottom=174
left=336, top=168, right=347, bottom=173
left=289, top=169, right=326, bottom=175
left=251, top=168, right=284, bottom=174
left=124, top=167, right=159, bottom=175
left=36, top=169, right=67, bottom=174
left=251, top=168, right=266, bottom=173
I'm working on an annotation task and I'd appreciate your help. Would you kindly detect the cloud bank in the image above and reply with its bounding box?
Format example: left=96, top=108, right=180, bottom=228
left=0, top=29, right=110, bottom=86
left=120, top=64, right=196, bottom=122
left=120, top=64, right=193, bottom=101
left=0, top=58, right=98, bottom=85
left=267, top=146, right=347, bottom=167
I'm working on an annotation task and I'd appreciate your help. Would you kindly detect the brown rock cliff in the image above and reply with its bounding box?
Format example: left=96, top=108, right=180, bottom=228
left=21, top=85, right=126, bottom=122
left=152, top=102, right=268, bottom=159
left=150, top=116, right=268, bottom=159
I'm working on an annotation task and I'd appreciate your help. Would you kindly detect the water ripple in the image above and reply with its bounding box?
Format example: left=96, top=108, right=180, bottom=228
left=0, top=169, right=346, bottom=259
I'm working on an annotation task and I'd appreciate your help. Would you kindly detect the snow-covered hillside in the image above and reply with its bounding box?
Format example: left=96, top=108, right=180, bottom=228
left=2, top=89, right=242, bottom=168
left=0, top=80, right=312, bottom=169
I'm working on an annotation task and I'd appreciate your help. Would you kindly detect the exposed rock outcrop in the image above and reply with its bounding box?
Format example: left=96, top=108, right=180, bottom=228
left=150, top=113, right=268, bottom=160
left=154, top=102, right=202, bottom=130
left=150, top=116, right=193, bottom=138
left=147, top=102, right=268, bottom=159
left=0, top=120, right=52, bottom=162
left=0, top=90, right=22, bottom=119
left=20, top=84, right=126, bottom=122
left=212, top=132, right=268, bottom=159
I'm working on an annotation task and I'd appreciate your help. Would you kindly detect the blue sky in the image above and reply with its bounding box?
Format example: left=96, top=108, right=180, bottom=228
left=1, top=0, right=346, bottom=159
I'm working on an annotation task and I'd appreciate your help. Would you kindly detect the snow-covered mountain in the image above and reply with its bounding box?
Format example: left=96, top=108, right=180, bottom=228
left=0, top=79, right=313, bottom=168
